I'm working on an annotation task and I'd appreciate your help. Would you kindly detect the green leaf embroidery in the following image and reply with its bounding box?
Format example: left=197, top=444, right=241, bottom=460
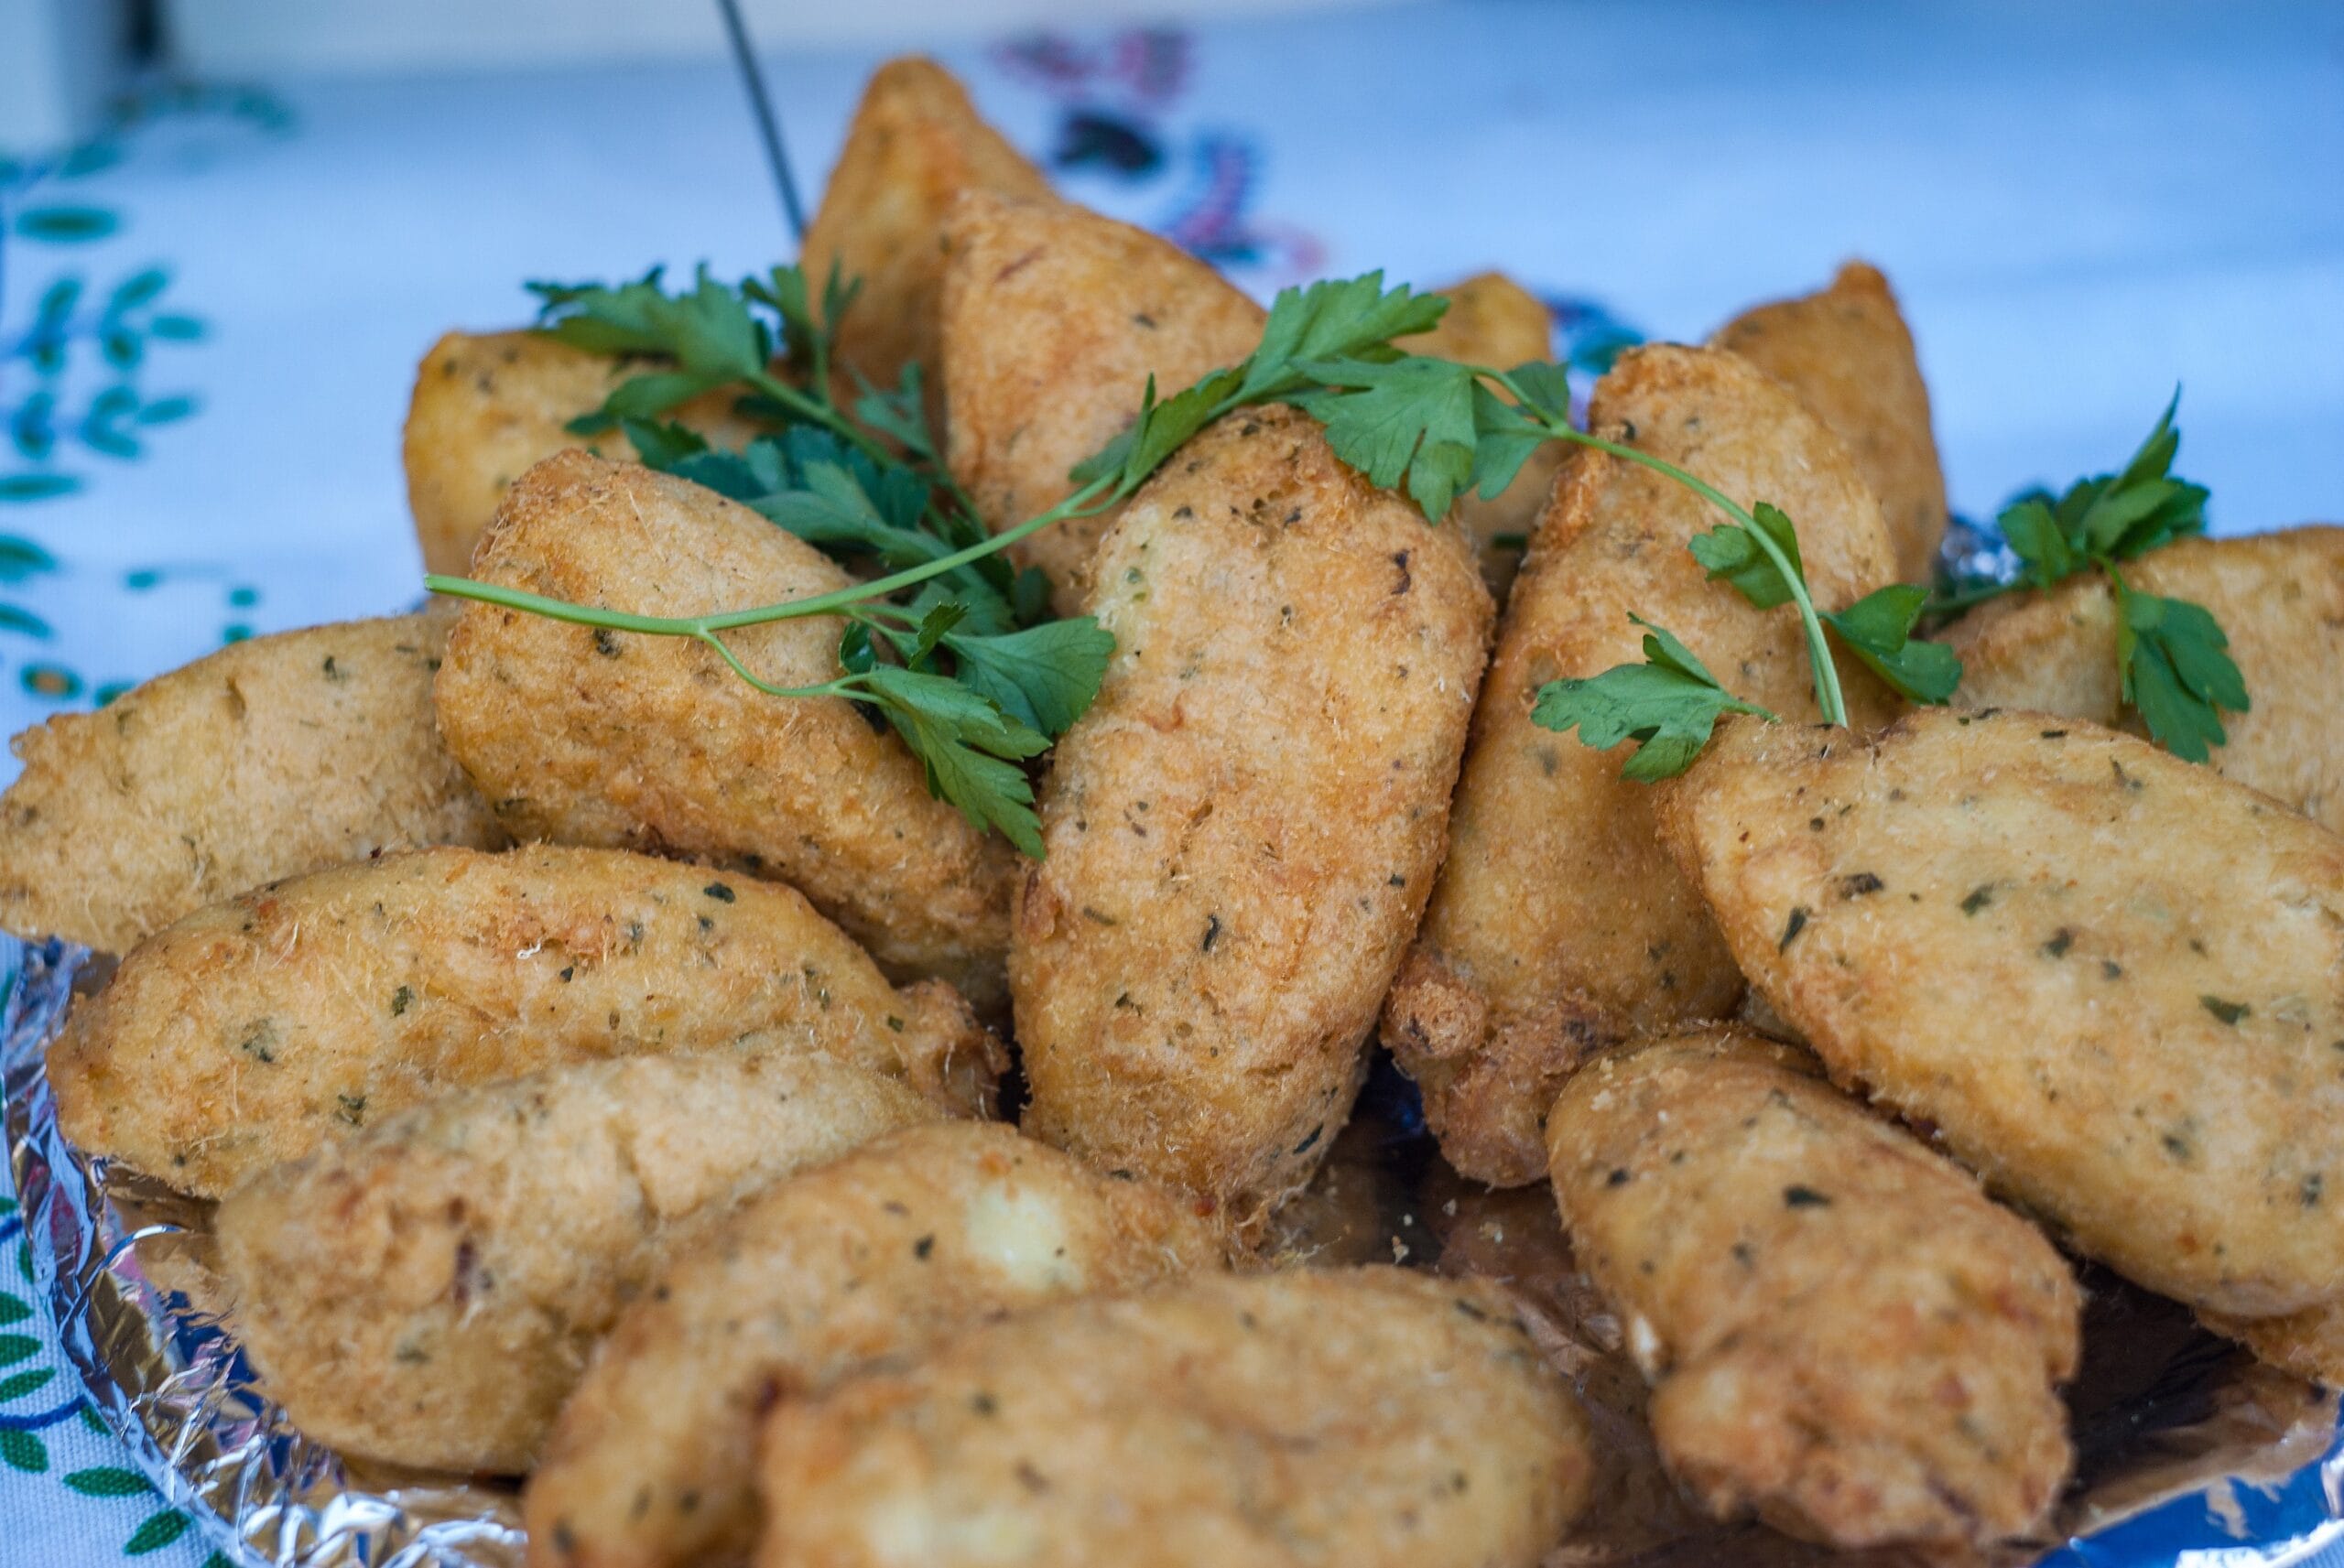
left=0, top=1364, right=52, bottom=1397
left=64, top=1465, right=154, bottom=1498
left=123, top=1510, right=192, bottom=1554
left=16, top=206, right=119, bottom=243
left=0, top=1429, right=45, bottom=1473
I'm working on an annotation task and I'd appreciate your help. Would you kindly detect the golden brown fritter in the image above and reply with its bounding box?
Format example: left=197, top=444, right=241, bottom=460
left=1381, top=344, right=1900, bottom=1187
left=1655, top=708, right=2344, bottom=1317
left=1548, top=1027, right=2078, bottom=1556
left=0, top=609, right=501, bottom=955
left=1401, top=270, right=1566, bottom=593
left=215, top=1053, right=937, bottom=1474
left=800, top=57, right=1053, bottom=405
left=1946, top=526, right=2344, bottom=832
left=2203, top=1301, right=2344, bottom=1387
left=1012, top=408, right=1492, bottom=1225
left=1711, top=261, right=1948, bottom=583
left=526, top=1121, right=1224, bottom=1568
left=403, top=330, right=765, bottom=577
left=47, top=843, right=995, bottom=1197
left=755, top=1267, right=1591, bottom=1568
left=432, top=451, right=1020, bottom=1010
left=940, top=189, right=1266, bottom=615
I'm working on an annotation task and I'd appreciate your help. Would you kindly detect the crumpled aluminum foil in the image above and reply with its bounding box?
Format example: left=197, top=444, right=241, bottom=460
left=8, top=929, right=2344, bottom=1567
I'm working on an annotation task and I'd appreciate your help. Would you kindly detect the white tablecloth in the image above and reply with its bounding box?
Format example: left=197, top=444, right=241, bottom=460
left=1, top=4, right=2339, bottom=1563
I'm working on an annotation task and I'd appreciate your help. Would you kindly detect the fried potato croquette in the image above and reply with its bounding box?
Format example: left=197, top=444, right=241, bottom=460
left=48, top=843, right=994, bottom=1196
left=1946, top=526, right=2344, bottom=832
left=1711, top=261, right=1948, bottom=583
left=432, top=451, right=1020, bottom=1008
left=756, top=1267, right=1590, bottom=1568
left=1381, top=344, right=1898, bottom=1186
left=1656, top=708, right=2344, bottom=1316
left=1548, top=1027, right=2079, bottom=1555
left=0, top=609, right=501, bottom=955
left=2203, top=1301, right=2344, bottom=1387
left=526, top=1121, right=1223, bottom=1568
left=1400, top=271, right=1566, bottom=591
left=216, top=1053, right=937, bottom=1473
left=1013, top=408, right=1491, bottom=1223
left=403, top=330, right=765, bottom=576
left=801, top=58, right=1052, bottom=403
left=940, top=190, right=1266, bottom=615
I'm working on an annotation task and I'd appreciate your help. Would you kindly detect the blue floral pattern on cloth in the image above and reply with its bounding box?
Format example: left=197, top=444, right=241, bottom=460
left=0, top=87, right=286, bottom=715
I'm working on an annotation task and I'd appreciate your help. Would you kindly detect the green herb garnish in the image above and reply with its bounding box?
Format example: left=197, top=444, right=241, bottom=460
left=426, top=268, right=1457, bottom=854
left=1281, top=348, right=1957, bottom=776
left=1532, top=618, right=1778, bottom=783
left=1931, top=395, right=2244, bottom=761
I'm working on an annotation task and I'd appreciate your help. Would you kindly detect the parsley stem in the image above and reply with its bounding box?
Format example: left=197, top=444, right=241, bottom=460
left=740, top=367, right=985, bottom=533
left=743, top=367, right=893, bottom=470
left=425, top=475, right=1117, bottom=638
left=1491, top=373, right=1848, bottom=729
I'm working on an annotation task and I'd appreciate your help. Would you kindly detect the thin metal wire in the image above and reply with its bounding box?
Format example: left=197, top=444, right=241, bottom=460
left=715, top=0, right=807, bottom=243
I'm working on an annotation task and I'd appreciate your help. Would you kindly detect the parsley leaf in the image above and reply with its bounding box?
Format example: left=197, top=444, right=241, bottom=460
left=845, top=665, right=1053, bottom=857
left=1689, top=502, right=1806, bottom=610
left=1822, top=584, right=1962, bottom=704
left=1532, top=617, right=1779, bottom=783
left=1933, top=393, right=2241, bottom=757
left=2113, top=575, right=2248, bottom=762
left=943, top=619, right=1118, bottom=736
left=1967, top=390, right=2210, bottom=600
left=1504, top=360, right=1575, bottom=427
left=530, top=265, right=769, bottom=431
left=1290, top=356, right=1480, bottom=521
left=852, top=363, right=937, bottom=460
left=626, top=421, right=1025, bottom=633
left=1998, top=492, right=2084, bottom=590
left=1069, top=272, right=1448, bottom=502
left=1234, top=273, right=1449, bottom=401
left=1466, top=382, right=1550, bottom=502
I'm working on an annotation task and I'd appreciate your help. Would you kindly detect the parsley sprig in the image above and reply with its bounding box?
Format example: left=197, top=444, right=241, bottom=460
left=1278, top=350, right=1959, bottom=776
left=1926, top=395, right=2244, bottom=761
left=425, top=267, right=1460, bottom=854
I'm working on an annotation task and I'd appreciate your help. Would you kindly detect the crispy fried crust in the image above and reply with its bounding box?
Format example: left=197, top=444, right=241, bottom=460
left=1711, top=262, right=1948, bottom=583
left=1548, top=1027, right=2078, bottom=1555
left=47, top=844, right=996, bottom=1196
left=1946, top=526, right=2344, bottom=832
left=1012, top=409, right=1492, bottom=1224
left=1381, top=344, right=1899, bottom=1186
left=526, top=1122, right=1224, bottom=1568
left=754, top=1267, right=1591, bottom=1568
left=2203, top=1301, right=2344, bottom=1386
left=403, top=330, right=765, bottom=577
left=800, top=58, right=1053, bottom=403
left=432, top=451, right=1019, bottom=1008
left=1655, top=708, right=2344, bottom=1315
left=0, top=609, right=502, bottom=955
left=215, top=1054, right=936, bottom=1473
left=940, top=190, right=1266, bottom=615
left=1402, top=271, right=1565, bottom=593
